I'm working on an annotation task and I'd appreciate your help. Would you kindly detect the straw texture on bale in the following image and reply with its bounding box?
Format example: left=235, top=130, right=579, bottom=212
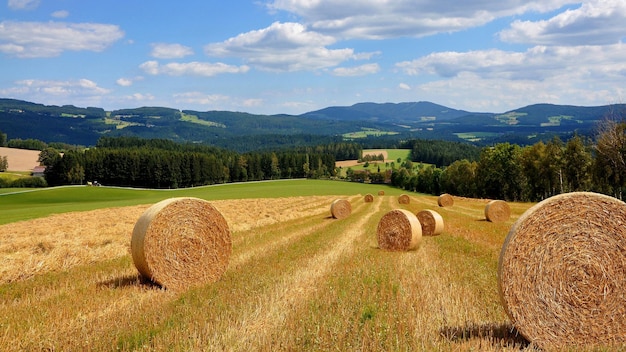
left=330, top=199, right=351, bottom=219
left=437, top=193, right=454, bottom=207
left=498, top=192, right=626, bottom=350
left=398, top=194, right=410, bottom=204
left=364, top=194, right=374, bottom=203
left=378, top=190, right=385, bottom=196
left=416, top=209, right=444, bottom=236
left=484, top=200, right=510, bottom=222
left=377, top=209, right=422, bottom=251
left=131, top=197, right=232, bottom=291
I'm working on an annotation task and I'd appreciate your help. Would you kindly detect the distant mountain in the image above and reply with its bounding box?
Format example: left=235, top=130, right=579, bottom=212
left=0, top=98, right=624, bottom=150
left=301, top=101, right=471, bottom=123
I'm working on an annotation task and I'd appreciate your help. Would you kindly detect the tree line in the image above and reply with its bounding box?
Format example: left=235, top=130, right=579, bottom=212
left=39, top=137, right=360, bottom=188
left=388, top=117, right=626, bottom=201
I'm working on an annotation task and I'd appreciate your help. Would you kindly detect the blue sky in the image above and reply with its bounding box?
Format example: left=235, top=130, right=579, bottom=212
left=1, top=0, right=625, bottom=115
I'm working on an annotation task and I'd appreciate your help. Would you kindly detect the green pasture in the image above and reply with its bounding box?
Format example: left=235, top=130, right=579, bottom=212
left=336, top=149, right=415, bottom=177
left=454, top=132, right=499, bottom=142
left=381, top=149, right=410, bottom=161
left=342, top=128, right=399, bottom=139
left=0, top=179, right=403, bottom=225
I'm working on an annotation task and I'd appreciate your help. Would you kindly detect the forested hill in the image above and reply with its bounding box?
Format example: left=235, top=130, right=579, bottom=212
left=1, top=98, right=624, bottom=150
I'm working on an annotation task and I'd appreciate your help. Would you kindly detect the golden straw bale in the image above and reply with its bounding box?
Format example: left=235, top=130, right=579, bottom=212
left=131, top=197, right=232, bottom=291
left=330, top=199, right=351, bottom=219
left=484, top=200, right=510, bottom=222
left=377, top=209, right=422, bottom=251
left=498, top=192, right=626, bottom=350
left=364, top=194, right=374, bottom=203
left=398, top=194, right=410, bottom=204
left=437, top=193, right=454, bottom=207
left=378, top=190, right=385, bottom=196
left=416, top=209, right=444, bottom=236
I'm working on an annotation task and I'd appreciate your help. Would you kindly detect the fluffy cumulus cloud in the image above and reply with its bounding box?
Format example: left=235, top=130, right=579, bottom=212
left=150, top=43, right=194, bottom=59
left=116, top=78, right=134, bottom=87
left=0, top=21, right=124, bottom=58
left=204, top=22, right=359, bottom=72
left=499, top=0, right=626, bottom=45
left=396, top=44, right=626, bottom=82
left=267, top=0, right=577, bottom=39
left=395, top=42, right=626, bottom=111
left=0, top=78, right=111, bottom=107
left=140, top=60, right=250, bottom=77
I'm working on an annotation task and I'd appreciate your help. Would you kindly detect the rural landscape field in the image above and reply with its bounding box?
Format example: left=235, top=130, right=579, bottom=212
left=0, top=179, right=543, bottom=351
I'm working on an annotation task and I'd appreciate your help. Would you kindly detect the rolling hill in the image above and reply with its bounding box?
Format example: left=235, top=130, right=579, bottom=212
left=1, top=98, right=624, bottom=150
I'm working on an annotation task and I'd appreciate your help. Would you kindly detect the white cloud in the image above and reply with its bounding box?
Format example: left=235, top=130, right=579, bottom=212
left=0, top=21, right=124, bottom=58
left=8, top=0, right=39, bottom=10
left=116, top=78, right=133, bottom=87
left=398, top=83, right=411, bottom=90
left=150, top=43, right=194, bottom=59
left=122, top=93, right=155, bottom=102
left=396, top=44, right=626, bottom=82
left=0, top=78, right=111, bottom=107
left=174, top=92, right=230, bottom=105
left=243, top=98, right=263, bottom=107
left=499, top=0, right=626, bottom=45
left=204, top=22, right=359, bottom=72
left=51, top=10, right=69, bottom=19
left=332, top=63, right=380, bottom=76
left=139, top=60, right=250, bottom=77
left=268, top=0, right=577, bottom=39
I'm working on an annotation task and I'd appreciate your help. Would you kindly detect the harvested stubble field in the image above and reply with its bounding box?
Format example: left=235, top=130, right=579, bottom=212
left=1, top=187, right=552, bottom=351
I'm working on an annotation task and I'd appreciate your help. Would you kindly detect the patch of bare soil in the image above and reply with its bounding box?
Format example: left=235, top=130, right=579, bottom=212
left=0, top=147, right=41, bottom=172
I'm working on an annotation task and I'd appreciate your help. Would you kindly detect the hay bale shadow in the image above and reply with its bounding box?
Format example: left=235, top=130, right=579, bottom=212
left=440, top=323, right=530, bottom=349
left=98, top=274, right=162, bottom=290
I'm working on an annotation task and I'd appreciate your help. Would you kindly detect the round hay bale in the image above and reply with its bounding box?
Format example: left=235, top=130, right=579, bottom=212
left=398, top=194, right=410, bottom=204
left=498, top=192, right=626, bottom=349
left=437, top=193, right=454, bottom=207
left=131, top=197, right=232, bottom=291
left=364, top=194, right=374, bottom=203
left=416, top=209, right=444, bottom=236
left=330, top=199, right=351, bottom=219
left=484, top=200, right=510, bottom=222
left=377, top=209, right=422, bottom=251
left=378, top=190, right=385, bottom=196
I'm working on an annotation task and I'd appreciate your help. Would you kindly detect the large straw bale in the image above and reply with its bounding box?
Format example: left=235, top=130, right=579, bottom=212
left=377, top=209, right=422, bottom=251
left=398, top=194, right=410, bottom=204
left=484, top=200, right=510, bottom=222
left=498, top=192, right=626, bottom=349
left=330, top=199, right=351, bottom=219
left=437, top=193, right=454, bottom=207
left=377, top=190, right=385, bottom=196
left=364, top=194, right=374, bottom=203
left=416, top=209, right=444, bottom=236
left=131, top=197, right=232, bottom=291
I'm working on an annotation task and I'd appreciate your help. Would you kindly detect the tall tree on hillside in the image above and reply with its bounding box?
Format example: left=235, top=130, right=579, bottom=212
left=440, top=159, right=478, bottom=198
left=0, top=155, right=7, bottom=172
left=519, top=142, right=548, bottom=201
left=594, top=114, right=626, bottom=198
left=562, top=134, right=592, bottom=192
left=476, top=143, right=524, bottom=201
left=0, top=130, right=6, bottom=147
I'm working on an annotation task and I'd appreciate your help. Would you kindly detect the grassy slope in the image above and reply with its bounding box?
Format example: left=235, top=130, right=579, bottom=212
left=0, top=180, right=401, bottom=225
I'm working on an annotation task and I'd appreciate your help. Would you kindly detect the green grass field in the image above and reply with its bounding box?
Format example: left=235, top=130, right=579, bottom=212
left=337, top=149, right=422, bottom=177
left=0, top=179, right=403, bottom=225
